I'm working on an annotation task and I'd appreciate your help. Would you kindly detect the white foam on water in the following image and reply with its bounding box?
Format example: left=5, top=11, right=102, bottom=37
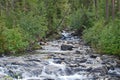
left=59, top=74, right=87, bottom=80
left=20, top=59, right=92, bottom=80
left=48, top=59, right=66, bottom=69
left=23, top=73, right=91, bottom=80
left=0, top=67, right=8, bottom=76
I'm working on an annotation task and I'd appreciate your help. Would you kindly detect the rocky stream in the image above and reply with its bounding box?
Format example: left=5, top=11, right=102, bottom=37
left=0, top=31, right=120, bottom=80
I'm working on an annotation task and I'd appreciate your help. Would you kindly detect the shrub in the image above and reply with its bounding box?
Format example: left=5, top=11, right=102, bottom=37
left=83, top=19, right=120, bottom=55
left=0, top=27, right=28, bottom=54
left=83, top=19, right=105, bottom=45
left=0, top=21, right=7, bottom=53
left=19, top=13, right=48, bottom=41
left=98, top=19, right=120, bottom=55
left=70, top=9, right=94, bottom=32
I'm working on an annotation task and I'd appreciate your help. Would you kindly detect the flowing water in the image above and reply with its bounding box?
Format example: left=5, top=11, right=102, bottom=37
left=0, top=31, right=120, bottom=80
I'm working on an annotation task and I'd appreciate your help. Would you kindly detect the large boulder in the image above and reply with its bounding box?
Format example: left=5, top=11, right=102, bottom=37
left=61, top=44, right=74, bottom=51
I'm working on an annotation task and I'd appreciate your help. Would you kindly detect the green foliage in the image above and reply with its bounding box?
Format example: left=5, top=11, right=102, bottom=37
left=19, top=12, right=48, bottom=40
left=83, top=19, right=104, bottom=44
left=1, top=75, right=13, bottom=80
left=1, top=27, right=28, bottom=53
left=0, top=19, right=28, bottom=54
left=98, top=19, right=120, bottom=55
left=70, top=9, right=94, bottom=34
left=0, top=20, right=7, bottom=53
left=45, top=0, right=69, bottom=34
left=0, top=0, right=119, bottom=56
left=83, top=19, right=120, bottom=55
left=70, top=10, right=83, bottom=29
left=31, top=43, right=42, bottom=50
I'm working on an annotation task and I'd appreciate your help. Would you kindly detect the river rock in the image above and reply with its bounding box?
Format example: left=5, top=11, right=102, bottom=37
left=74, top=50, right=81, bottom=54
left=90, top=54, right=97, bottom=58
left=61, top=44, right=74, bottom=51
left=44, top=65, right=65, bottom=75
left=91, top=66, right=108, bottom=76
left=53, top=58, right=65, bottom=64
left=69, top=63, right=78, bottom=67
left=39, top=42, right=46, bottom=45
left=43, top=78, right=55, bottom=80
left=64, top=67, right=74, bottom=75
left=108, top=68, right=120, bottom=78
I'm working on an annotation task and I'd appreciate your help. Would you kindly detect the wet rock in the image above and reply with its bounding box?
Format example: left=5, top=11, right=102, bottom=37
left=115, top=60, right=120, bottom=67
left=10, top=62, right=30, bottom=67
left=102, top=58, right=117, bottom=69
left=78, top=49, right=87, bottom=54
left=73, top=67, right=92, bottom=73
left=61, top=31, right=71, bottom=40
left=39, top=42, right=47, bottom=45
left=44, top=78, right=55, bottom=80
left=96, top=57, right=102, bottom=62
left=25, top=59, right=41, bottom=62
left=61, top=44, right=74, bottom=51
left=91, top=66, right=108, bottom=76
left=105, top=64, right=115, bottom=70
left=31, top=69, right=42, bottom=76
left=90, top=54, right=97, bottom=58
left=53, top=58, right=65, bottom=64
left=108, top=68, right=120, bottom=78
left=69, top=63, right=78, bottom=67
left=108, top=77, right=120, bottom=80
left=8, top=70, right=22, bottom=79
left=71, top=32, right=77, bottom=36
left=31, top=43, right=42, bottom=50
left=72, top=67, right=82, bottom=72
left=44, top=64, right=66, bottom=76
left=75, top=58, right=87, bottom=63
left=64, top=67, right=74, bottom=75
left=74, top=50, right=81, bottom=54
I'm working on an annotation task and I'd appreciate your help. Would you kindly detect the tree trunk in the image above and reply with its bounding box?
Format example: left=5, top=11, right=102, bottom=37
left=94, top=0, right=98, bottom=18
left=23, top=0, right=26, bottom=12
left=118, top=0, right=120, bottom=12
left=11, top=0, right=14, bottom=10
left=112, top=0, right=115, bottom=20
left=57, top=8, right=69, bottom=28
left=106, top=0, right=109, bottom=20
left=0, top=3, right=1, bottom=16
left=5, top=0, right=10, bottom=16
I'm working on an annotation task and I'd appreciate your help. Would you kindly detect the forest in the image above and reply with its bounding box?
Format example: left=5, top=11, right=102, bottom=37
left=0, top=0, right=120, bottom=56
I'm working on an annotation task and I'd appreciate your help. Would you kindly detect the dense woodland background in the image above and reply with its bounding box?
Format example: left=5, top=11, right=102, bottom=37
left=0, top=0, right=120, bottom=56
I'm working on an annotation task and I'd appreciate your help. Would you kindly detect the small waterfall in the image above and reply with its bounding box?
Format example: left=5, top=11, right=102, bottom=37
left=20, top=59, right=93, bottom=80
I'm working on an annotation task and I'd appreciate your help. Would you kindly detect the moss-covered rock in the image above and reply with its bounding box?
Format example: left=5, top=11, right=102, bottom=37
left=0, top=75, right=13, bottom=80
left=31, top=43, right=42, bottom=50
